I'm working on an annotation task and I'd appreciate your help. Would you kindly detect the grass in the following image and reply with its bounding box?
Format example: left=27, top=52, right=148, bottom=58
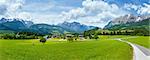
left=0, top=38, right=133, bottom=60
left=122, top=36, right=150, bottom=48
left=99, top=35, right=150, bottom=48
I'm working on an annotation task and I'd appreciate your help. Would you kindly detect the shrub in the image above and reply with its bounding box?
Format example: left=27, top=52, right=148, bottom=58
left=40, top=38, right=47, bottom=43
left=67, top=37, right=74, bottom=42
left=136, top=33, right=144, bottom=36
left=93, top=34, right=99, bottom=39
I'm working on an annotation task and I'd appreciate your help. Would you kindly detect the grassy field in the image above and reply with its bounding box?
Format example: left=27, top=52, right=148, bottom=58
left=122, top=36, right=150, bottom=48
left=100, top=35, right=150, bottom=48
left=0, top=37, right=133, bottom=60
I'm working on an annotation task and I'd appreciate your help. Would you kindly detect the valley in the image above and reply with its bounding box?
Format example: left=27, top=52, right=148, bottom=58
left=0, top=0, right=150, bottom=60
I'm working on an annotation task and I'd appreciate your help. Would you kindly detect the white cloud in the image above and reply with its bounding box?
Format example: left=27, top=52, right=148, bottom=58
left=82, top=0, right=112, bottom=12
left=0, top=0, right=25, bottom=18
left=31, top=14, right=63, bottom=25
left=0, top=5, right=7, bottom=15
left=124, top=4, right=140, bottom=10
left=7, top=1, right=24, bottom=12
left=22, top=2, right=54, bottom=12
left=60, top=0, right=128, bottom=27
left=78, top=16, right=106, bottom=27
left=138, top=3, right=150, bottom=14
left=17, top=12, right=31, bottom=20
left=123, top=3, right=150, bottom=15
left=61, top=8, right=86, bottom=20
left=0, top=0, right=6, bottom=4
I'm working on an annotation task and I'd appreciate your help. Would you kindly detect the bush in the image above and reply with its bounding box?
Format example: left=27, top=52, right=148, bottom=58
left=93, top=34, right=99, bottom=39
left=67, top=37, right=74, bottom=42
left=40, top=38, right=47, bottom=43
left=136, top=33, right=144, bottom=36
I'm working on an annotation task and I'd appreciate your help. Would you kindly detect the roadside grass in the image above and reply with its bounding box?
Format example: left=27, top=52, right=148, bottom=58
left=0, top=38, right=132, bottom=60
left=100, top=35, right=150, bottom=49
left=122, top=36, right=150, bottom=48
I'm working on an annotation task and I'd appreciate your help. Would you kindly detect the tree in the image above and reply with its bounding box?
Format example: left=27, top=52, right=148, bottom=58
left=93, top=34, right=99, bottom=39
left=117, top=31, right=121, bottom=35
left=110, top=32, right=113, bottom=35
left=67, top=36, right=74, bottom=42
left=73, top=33, right=79, bottom=41
left=40, top=38, right=47, bottom=43
left=83, top=31, right=90, bottom=39
left=89, top=34, right=93, bottom=39
left=113, top=31, right=116, bottom=35
left=133, top=29, right=148, bottom=36
left=136, top=33, right=144, bottom=36
left=1, top=33, right=15, bottom=39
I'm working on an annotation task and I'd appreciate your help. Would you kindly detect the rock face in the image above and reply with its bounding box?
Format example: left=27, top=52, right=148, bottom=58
left=104, top=14, right=150, bottom=29
left=111, top=14, right=136, bottom=25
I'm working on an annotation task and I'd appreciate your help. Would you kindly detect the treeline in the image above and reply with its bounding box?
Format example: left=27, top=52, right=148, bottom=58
left=84, top=28, right=150, bottom=36
left=0, top=32, right=40, bottom=39
left=83, top=27, right=99, bottom=39
left=0, top=27, right=149, bottom=39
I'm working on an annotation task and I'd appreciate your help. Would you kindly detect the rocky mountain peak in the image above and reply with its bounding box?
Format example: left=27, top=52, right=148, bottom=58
left=104, top=14, right=150, bottom=29
left=111, top=14, right=137, bottom=25
left=111, top=14, right=150, bottom=24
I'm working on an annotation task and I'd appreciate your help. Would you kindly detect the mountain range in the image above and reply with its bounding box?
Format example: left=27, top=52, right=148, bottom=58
left=104, top=14, right=150, bottom=30
left=58, top=22, right=96, bottom=33
left=0, top=14, right=149, bottom=34
left=0, top=18, right=97, bottom=34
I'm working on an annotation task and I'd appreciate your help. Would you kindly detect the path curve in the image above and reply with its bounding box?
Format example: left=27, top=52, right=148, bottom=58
left=115, top=38, right=150, bottom=60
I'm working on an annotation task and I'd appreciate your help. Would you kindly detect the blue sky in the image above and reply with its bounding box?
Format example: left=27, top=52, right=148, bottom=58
left=0, top=0, right=150, bottom=28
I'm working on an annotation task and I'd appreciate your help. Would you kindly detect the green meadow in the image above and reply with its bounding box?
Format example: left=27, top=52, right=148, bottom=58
left=122, top=36, right=150, bottom=48
left=0, top=35, right=149, bottom=60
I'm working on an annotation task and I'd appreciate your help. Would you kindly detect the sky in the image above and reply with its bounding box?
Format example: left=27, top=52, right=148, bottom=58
left=0, top=0, right=150, bottom=28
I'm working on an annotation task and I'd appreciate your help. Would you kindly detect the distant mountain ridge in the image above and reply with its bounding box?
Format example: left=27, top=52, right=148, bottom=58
left=104, top=14, right=150, bottom=30
left=0, top=18, right=33, bottom=31
left=58, top=22, right=96, bottom=33
left=0, top=18, right=97, bottom=34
